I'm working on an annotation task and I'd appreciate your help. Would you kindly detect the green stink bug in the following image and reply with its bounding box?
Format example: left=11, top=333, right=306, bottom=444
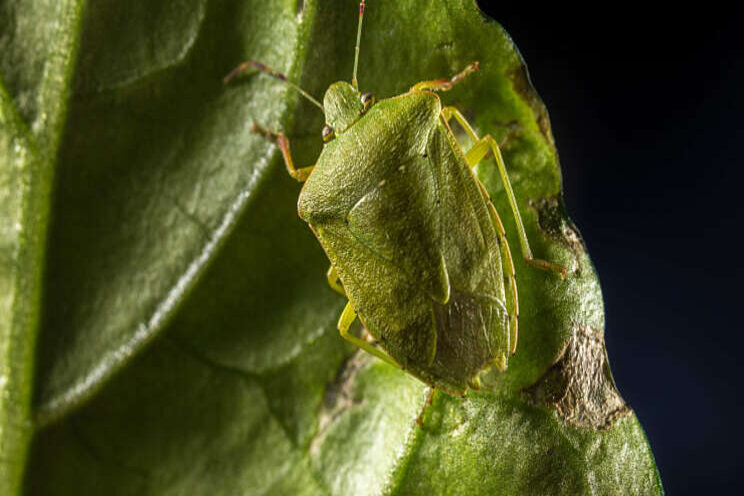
left=225, top=1, right=566, bottom=395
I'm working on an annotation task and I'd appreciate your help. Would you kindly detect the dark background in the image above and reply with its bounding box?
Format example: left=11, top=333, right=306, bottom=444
left=476, top=2, right=744, bottom=494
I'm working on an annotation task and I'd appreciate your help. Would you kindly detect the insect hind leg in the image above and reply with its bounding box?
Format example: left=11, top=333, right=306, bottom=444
left=465, top=134, right=566, bottom=277
left=444, top=107, right=567, bottom=279
left=415, top=387, right=435, bottom=426
left=337, top=301, right=400, bottom=368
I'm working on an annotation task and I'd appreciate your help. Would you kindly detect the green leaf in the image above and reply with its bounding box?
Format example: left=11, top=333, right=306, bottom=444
left=0, top=0, right=663, bottom=494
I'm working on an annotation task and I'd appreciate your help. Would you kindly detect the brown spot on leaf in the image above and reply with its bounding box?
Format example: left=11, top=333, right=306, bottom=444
left=525, top=324, right=631, bottom=431
left=310, top=352, right=369, bottom=453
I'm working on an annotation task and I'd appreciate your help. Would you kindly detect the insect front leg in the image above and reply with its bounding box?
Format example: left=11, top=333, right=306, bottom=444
left=250, top=122, right=315, bottom=182
left=410, top=62, right=479, bottom=93
left=337, top=301, right=401, bottom=368
left=326, top=265, right=346, bottom=296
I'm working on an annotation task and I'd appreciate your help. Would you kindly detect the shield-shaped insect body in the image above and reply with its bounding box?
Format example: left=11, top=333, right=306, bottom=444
left=226, top=1, right=566, bottom=395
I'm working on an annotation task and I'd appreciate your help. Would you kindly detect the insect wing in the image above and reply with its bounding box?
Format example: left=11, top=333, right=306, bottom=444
left=423, top=120, right=510, bottom=390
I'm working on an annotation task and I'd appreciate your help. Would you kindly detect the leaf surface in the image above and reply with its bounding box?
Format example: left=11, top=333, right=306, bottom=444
left=0, top=1, right=662, bottom=494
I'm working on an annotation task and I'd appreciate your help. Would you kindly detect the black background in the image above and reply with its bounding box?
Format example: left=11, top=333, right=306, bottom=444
left=476, top=2, right=744, bottom=494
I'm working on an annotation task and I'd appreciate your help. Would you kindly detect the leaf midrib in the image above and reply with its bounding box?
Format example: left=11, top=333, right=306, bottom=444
left=0, top=1, right=84, bottom=494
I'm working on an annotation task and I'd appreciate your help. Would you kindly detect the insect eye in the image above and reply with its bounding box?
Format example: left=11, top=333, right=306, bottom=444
left=361, top=92, right=375, bottom=112
left=322, top=124, right=335, bottom=142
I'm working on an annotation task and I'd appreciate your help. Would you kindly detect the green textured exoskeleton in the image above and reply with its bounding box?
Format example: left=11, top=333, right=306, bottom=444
left=225, top=1, right=565, bottom=395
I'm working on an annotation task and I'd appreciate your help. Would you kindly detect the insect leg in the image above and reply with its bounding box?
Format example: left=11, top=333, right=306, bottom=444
left=410, top=62, right=479, bottom=93
left=326, top=266, right=346, bottom=296
left=441, top=106, right=479, bottom=144
left=465, top=135, right=567, bottom=278
left=415, top=387, right=435, bottom=426
left=250, top=122, right=315, bottom=182
left=337, top=301, right=400, bottom=368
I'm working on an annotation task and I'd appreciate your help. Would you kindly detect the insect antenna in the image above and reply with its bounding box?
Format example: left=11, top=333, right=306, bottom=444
left=223, top=60, right=325, bottom=112
left=352, top=0, right=366, bottom=89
